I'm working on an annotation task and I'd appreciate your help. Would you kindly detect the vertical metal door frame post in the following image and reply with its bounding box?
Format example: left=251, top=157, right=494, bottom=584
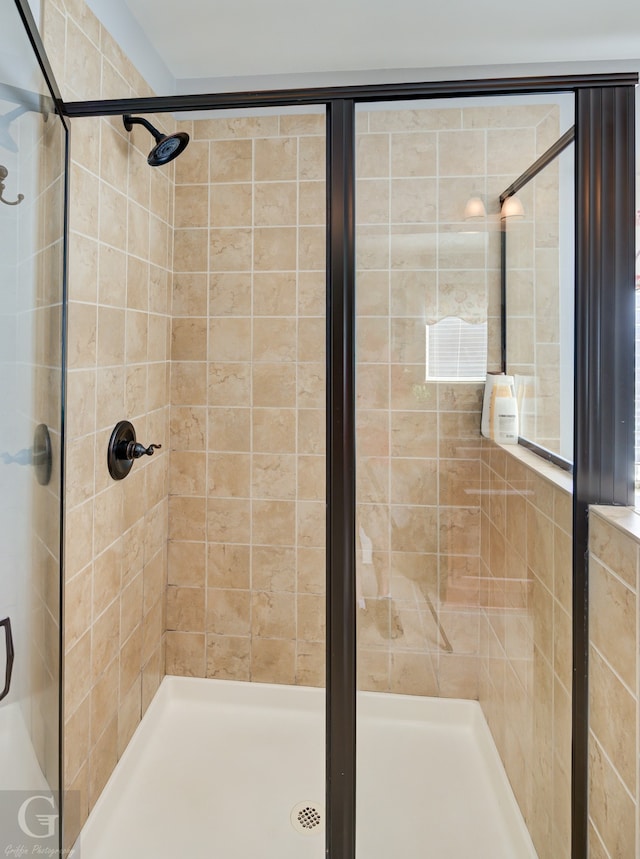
left=325, top=98, right=357, bottom=859
left=572, top=84, right=636, bottom=858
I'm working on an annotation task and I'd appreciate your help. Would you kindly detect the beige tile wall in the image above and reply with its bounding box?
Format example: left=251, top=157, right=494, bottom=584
left=478, top=441, right=573, bottom=859
left=42, top=0, right=173, bottom=843
left=588, top=507, right=639, bottom=858
left=166, top=113, right=327, bottom=686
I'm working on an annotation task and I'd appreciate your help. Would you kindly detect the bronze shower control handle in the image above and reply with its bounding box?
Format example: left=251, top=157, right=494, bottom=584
left=108, top=420, right=161, bottom=480
left=125, top=441, right=162, bottom=460
left=0, top=617, right=15, bottom=703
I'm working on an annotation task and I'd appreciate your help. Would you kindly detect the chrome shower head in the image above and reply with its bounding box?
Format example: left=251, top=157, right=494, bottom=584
left=123, top=114, right=189, bottom=167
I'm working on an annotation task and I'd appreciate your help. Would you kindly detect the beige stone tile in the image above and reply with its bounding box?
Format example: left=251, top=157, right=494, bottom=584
left=253, top=407, right=296, bottom=453
left=356, top=364, right=389, bottom=411
left=64, top=689, right=91, bottom=786
left=206, top=634, right=250, bottom=680
left=296, top=641, right=325, bottom=688
left=92, top=542, right=122, bottom=618
left=297, top=548, right=325, bottom=595
left=207, top=452, right=250, bottom=498
left=67, top=302, right=97, bottom=370
left=70, top=233, right=99, bottom=303
left=590, top=557, right=636, bottom=690
left=252, top=546, right=296, bottom=592
left=253, top=272, right=297, bottom=316
left=91, top=598, right=120, bottom=683
left=168, top=496, right=206, bottom=541
left=209, top=272, right=251, bottom=316
left=254, top=227, right=297, bottom=271
left=117, top=676, right=142, bottom=757
left=173, top=273, right=207, bottom=317
left=66, top=501, right=94, bottom=580
left=390, top=178, right=437, bottom=224
left=119, top=624, right=142, bottom=699
left=206, top=589, right=250, bottom=636
left=169, top=450, right=206, bottom=496
left=208, top=317, right=251, bottom=362
left=208, top=363, right=251, bottom=407
left=299, top=136, right=325, bottom=181
left=299, top=181, right=325, bottom=226
left=390, top=651, right=438, bottom=696
left=208, top=407, right=250, bottom=451
left=298, top=363, right=325, bottom=408
left=251, top=638, right=296, bottom=684
left=255, top=137, right=297, bottom=181
left=298, top=594, right=326, bottom=642
left=166, top=586, right=205, bottom=632
left=252, top=453, right=296, bottom=500
left=440, top=507, right=480, bottom=558
left=590, top=514, right=638, bottom=590
left=390, top=132, right=437, bottom=177
left=252, top=500, right=296, bottom=546
left=206, top=498, right=251, bottom=543
left=251, top=592, right=295, bottom=639
left=170, top=362, right=207, bottom=406
left=254, top=181, right=297, bottom=226
left=298, top=501, right=326, bottom=549
left=298, top=455, right=325, bottom=502
left=252, top=364, right=296, bottom=407
left=165, top=632, right=205, bottom=677
left=390, top=505, right=438, bottom=554
left=175, top=139, right=209, bottom=185
left=298, top=317, right=325, bottom=364
left=174, top=184, right=208, bottom=228
left=357, top=648, right=390, bottom=692
left=210, top=183, right=253, bottom=227
left=589, top=645, right=636, bottom=794
left=253, top=318, right=297, bottom=362
left=299, top=227, right=325, bottom=271
left=439, top=459, right=481, bottom=507
left=355, top=272, right=389, bottom=318
left=369, top=108, right=462, bottom=134
left=207, top=543, right=250, bottom=589
left=170, top=406, right=207, bottom=450
left=210, top=140, right=252, bottom=182
left=88, top=715, right=117, bottom=810
left=168, top=541, right=206, bottom=587
left=356, top=133, right=389, bottom=178
left=588, top=733, right=635, bottom=859
left=89, top=655, right=119, bottom=749
left=390, top=411, right=437, bottom=458
left=210, top=228, right=252, bottom=271
left=171, top=317, right=207, bottom=361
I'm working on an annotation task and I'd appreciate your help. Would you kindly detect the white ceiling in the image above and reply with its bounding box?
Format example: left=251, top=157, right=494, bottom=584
left=87, top=0, right=640, bottom=95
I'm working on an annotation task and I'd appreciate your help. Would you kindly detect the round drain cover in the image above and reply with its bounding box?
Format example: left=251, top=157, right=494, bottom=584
left=290, top=801, right=324, bottom=834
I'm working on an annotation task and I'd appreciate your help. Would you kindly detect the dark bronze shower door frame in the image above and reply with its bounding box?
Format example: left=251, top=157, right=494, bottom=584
left=18, top=0, right=635, bottom=848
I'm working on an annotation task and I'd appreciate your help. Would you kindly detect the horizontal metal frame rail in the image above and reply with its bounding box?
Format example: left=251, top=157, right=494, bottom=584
left=61, top=73, right=638, bottom=117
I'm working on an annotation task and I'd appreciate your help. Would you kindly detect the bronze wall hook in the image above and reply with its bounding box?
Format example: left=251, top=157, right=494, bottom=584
left=0, top=165, right=23, bottom=206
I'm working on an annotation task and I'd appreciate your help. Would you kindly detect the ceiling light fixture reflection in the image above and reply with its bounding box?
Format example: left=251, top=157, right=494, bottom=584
left=463, top=195, right=487, bottom=221
left=500, top=194, right=525, bottom=220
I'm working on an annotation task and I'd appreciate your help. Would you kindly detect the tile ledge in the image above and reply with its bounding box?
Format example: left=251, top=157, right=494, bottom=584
left=590, top=504, right=640, bottom=544
left=495, top=441, right=573, bottom=495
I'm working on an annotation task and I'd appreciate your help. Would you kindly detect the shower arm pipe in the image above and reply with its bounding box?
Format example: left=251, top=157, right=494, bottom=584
left=123, top=114, right=164, bottom=142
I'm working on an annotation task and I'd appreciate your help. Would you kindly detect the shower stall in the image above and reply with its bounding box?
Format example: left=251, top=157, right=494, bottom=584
left=2, top=1, right=637, bottom=858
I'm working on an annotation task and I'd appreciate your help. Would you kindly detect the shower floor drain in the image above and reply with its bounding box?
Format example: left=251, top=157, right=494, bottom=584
left=290, top=801, right=324, bottom=835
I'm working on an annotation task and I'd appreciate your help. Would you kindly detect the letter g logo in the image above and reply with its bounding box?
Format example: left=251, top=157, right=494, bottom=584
left=17, top=794, right=58, bottom=839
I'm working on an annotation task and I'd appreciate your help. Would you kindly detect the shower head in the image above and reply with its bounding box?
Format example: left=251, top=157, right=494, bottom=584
left=123, top=115, right=189, bottom=167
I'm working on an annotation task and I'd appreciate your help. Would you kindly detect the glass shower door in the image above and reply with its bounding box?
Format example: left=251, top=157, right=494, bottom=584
left=0, top=0, right=66, bottom=852
left=354, top=94, right=575, bottom=859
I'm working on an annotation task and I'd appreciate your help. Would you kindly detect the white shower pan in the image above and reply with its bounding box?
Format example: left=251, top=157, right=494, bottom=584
left=74, top=676, right=537, bottom=858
